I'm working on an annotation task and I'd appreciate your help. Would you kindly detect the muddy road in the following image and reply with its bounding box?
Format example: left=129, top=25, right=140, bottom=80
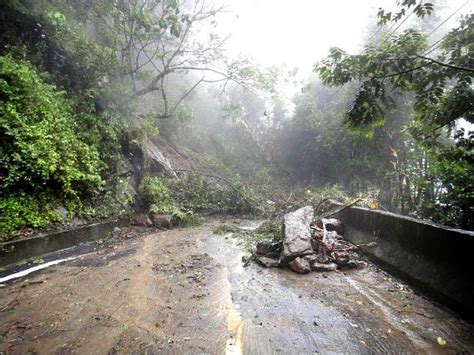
left=1, top=220, right=473, bottom=354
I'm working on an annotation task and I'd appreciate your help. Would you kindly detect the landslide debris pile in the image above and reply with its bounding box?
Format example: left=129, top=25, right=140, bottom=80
left=254, top=206, right=368, bottom=273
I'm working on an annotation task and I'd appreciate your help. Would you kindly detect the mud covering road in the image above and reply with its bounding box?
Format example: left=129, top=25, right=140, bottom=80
left=1, top=220, right=473, bottom=354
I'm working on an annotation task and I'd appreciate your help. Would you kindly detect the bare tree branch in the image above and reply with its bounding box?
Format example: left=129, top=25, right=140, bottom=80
left=415, top=54, right=474, bottom=72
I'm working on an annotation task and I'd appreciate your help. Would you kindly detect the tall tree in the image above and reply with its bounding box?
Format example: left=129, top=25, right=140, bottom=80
left=316, top=10, right=473, bottom=137
left=89, top=0, right=271, bottom=118
left=315, top=1, right=473, bottom=228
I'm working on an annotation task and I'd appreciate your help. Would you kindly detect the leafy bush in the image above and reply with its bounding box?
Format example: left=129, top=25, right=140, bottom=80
left=138, top=173, right=262, bottom=226
left=139, top=176, right=202, bottom=226
left=0, top=193, right=62, bottom=238
left=0, top=54, right=104, bottom=196
left=0, top=54, right=109, bottom=237
left=139, top=176, right=171, bottom=207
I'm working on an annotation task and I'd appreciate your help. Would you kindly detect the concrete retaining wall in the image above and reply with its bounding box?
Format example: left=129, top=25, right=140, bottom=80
left=0, top=219, right=128, bottom=267
left=334, top=205, right=474, bottom=319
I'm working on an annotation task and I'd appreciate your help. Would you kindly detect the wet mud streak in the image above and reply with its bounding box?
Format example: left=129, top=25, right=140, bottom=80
left=225, top=302, right=244, bottom=354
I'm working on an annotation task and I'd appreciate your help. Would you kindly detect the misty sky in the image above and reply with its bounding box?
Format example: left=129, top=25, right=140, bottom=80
left=215, top=0, right=472, bottom=78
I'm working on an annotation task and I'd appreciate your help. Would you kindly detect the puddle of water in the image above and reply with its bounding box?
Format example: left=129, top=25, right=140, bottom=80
left=226, top=302, right=244, bottom=355
left=0, top=256, right=77, bottom=284
left=206, top=231, right=246, bottom=355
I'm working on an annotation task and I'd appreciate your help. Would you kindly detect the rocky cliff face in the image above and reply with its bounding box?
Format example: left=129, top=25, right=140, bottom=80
left=143, top=139, right=177, bottom=178
left=106, top=136, right=180, bottom=215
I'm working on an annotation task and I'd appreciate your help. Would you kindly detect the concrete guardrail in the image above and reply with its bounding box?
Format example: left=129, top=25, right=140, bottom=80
left=333, top=203, right=474, bottom=320
left=0, top=219, right=128, bottom=268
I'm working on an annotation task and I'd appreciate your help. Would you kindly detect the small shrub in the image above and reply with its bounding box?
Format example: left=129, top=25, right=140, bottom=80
left=237, top=230, right=280, bottom=251
left=139, top=176, right=203, bottom=226
left=254, top=219, right=283, bottom=240
left=149, top=203, right=203, bottom=227
left=0, top=193, right=62, bottom=239
left=139, top=176, right=171, bottom=207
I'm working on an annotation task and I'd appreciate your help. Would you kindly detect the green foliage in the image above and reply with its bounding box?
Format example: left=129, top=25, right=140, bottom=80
left=316, top=15, right=473, bottom=134
left=0, top=0, right=269, bottom=237
left=139, top=173, right=263, bottom=227
left=46, top=10, right=66, bottom=27
left=313, top=4, right=473, bottom=229
left=237, top=231, right=278, bottom=251
left=0, top=1, right=119, bottom=95
left=0, top=1, right=137, bottom=236
left=0, top=54, right=104, bottom=196
left=236, top=219, right=282, bottom=251
left=0, top=193, right=62, bottom=238
left=167, top=173, right=262, bottom=214
left=278, top=80, right=411, bottom=197
left=139, top=176, right=171, bottom=207
left=0, top=52, right=127, bottom=236
left=149, top=203, right=202, bottom=226
left=139, top=176, right=202, bottom=226
left=253, top=219, right=282, bottom=240
left=421, top=130, right=474, bottom=229
left=377, top=1, right=434, bottom=25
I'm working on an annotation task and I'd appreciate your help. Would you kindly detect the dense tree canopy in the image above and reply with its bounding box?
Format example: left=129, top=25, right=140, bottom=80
left=0, top=0, right=472, bottom=237
left=314, top=2, right=473, bottom=228
left=317, top=11, right=473, bottom=137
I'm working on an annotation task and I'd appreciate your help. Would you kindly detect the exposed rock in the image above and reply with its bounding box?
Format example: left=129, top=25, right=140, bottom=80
left=322, top=218, right=345, bottom=235
left=150, top=213, right=173, bottom=229
left=339, top=260, right=366, bottom=269
left=255, top=241, right=281, bottom=258
left=288, top=257, right=311, bottom=274
left=303, top=254, right=337, bottom=271
left=326, top=231, right=346, bottom=250
left=112, top=227, right=122, bottom=237
left=72, top=216, right=87, bottom=226
left=314, top=253, right=331, bottom=264
left=332, top=251, right=350, bottom=265
left=310, top=229, right=324, bottom=251
left=254, top=207, right=364, bottom=273
left=302, top=254, right=318, bottom=264
left=106, top=156, right=140, bottom=212
left=332, top=251, right=366, bottom=269
left=130, top=214, right=153, bottom=227
left=256, top=256, right=280, bottom=268
left=312, top=262, right=338, bottom=272
left=144, top=140, right=177, bottom=177
left=280, top=206, right=314, bottom=265
left=311, top=228, right=346, bottom=253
